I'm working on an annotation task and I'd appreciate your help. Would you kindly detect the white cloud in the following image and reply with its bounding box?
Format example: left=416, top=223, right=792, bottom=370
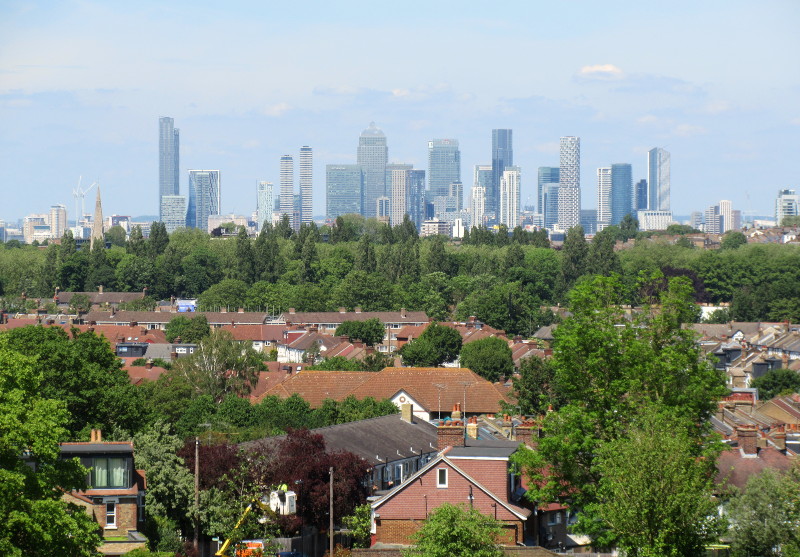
left=261, top=103, right=291, bottom=117
left=704, top=100, right=731, bottom=114
left=577, top=64, right=624, bottom=81
left=636, top=114, right=662, bottom=125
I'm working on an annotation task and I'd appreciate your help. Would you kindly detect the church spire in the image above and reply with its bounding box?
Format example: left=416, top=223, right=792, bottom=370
left=90, top=186, right=104, bottom=249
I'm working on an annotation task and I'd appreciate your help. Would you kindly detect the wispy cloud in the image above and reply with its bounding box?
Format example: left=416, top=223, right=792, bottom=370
left=576, top=64, right=625, bottom=81
left=261, top=103, right=291, bottom=117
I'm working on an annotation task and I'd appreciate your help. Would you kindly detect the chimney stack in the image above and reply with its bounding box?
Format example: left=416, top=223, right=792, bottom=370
left=736, top=425, right=758, bottom=456
left=437, top=423, right=466, bottom=450
left=401, top=403, right=414, bottom=423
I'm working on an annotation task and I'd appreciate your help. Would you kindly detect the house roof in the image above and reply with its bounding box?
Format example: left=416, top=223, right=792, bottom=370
left=371, top=452, right=531, bottom=520
left=350, top=367, right=511, bottom=414
left=82, top=310, right=270, bottom=326
left=61, top=441, right=134, bottom=454
left=716, top=447, right=794, bottom=490
left=257, top=370, right=374, bottom=406
left=56, top=291, right=145, bottom=305
left=283, top=310, right=428, bottom=325
left=242, top=413, right=437, bottom=466
left=220, top=324, right=287, bottom=342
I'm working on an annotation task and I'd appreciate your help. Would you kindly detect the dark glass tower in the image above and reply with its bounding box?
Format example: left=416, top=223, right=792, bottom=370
left=610, top=163, right=633, bottom=226
left=490, top=129, right=513, bottom=219
left=159, top=117, right=180, bottom=221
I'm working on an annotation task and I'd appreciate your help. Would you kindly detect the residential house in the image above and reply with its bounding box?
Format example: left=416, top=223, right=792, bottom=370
left=60, top=429, right=147, bottom=555
left=55, top=288, right=146, bottom=311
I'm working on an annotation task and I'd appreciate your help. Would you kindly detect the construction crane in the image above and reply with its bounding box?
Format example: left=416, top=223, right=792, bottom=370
left=216, top=487, right=297, bottom=556
left=71, top=176, right=97, bottom=232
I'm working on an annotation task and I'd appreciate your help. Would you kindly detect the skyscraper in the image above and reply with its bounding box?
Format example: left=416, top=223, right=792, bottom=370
left=161, top=195, right=187, bottom=233
left=596, top=167, right=612, bottom=231
left=775, top=189, right=799, bottom=224
left=408, top=169, right=426, bottom=229
left=187, top=170, right=220, bottom=231
left=428, top=139, right=460, bottom=199
left=279, top=155, right=294, bottom=228
left=387, top=163, right=413, bottom=226
left=647, top=148, right=670, bottom=211
left=719, top=200, right=733, bottom=233
left=357, top=123, right=388, bottom=218
left=543, top=183, right=560, bottom=230
left=704, top=204, right=722, bottom=234
left=499, top=167, right=521, bottom=229
left=634, top=179, right=648, bottom=211
left=49, top=204, right=67, bottom=239
left=610, top=163, right=633, bottom=226
left=326, top=165, right=364, bottom=219
left=299, top=146, right=313, bottom=226
left=491, top=130, right=513, bottom=219
left=558, top=136, right=581, bottom=230
left=257, top=181, right=274, bottom=230
left=159, top=117, right=180, bottom=221
left=471, top=165, right=491, bottom=228
left=537, top=167, right=559, bottom=215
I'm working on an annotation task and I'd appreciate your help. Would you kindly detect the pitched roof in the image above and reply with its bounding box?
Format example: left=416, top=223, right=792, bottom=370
left=220, top=324, right=287, bottom=342
left=716, top=447, right=794, bottom=490
left=56, top=291, right=145, bottom=305
left=257, top=370, right=374, bottom=406
left=83, top=310, right=270, bottom=326
left=283, top=310, right=428, bottom=325
left=350, top=367, right=511, bottom=414
left=242, top=413, right=437, bottom=466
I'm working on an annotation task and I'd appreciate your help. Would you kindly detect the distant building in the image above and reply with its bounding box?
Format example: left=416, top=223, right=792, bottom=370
left=596, top=167, right=612, bottom=231
left=580, top=209, right=597, bottom=235
left=647, top=148, right=670, bottom=211
left=49, top=204, right=68, bottom=239
left=499, top=167, right=521, bottom=229
left=279, top=155, right=294, bottom=229
left=537, top=166, right=559, bottom=216
left=558, top=136, right=580, bottom=230
left=543, top=183, right=560, bottom=231
left=610, top=163, right=633, bottom=225
left=719, top=200, right=734, bottom=232
left=490, top=130, right=513, bottom=220
left=358, top=122, right=388, bottom=218
left=387, top=163, right=413, bottom=226
left=471, top=165, right=491, bottom=228
left=187, top=170, right=220, bottom=231
left=407, top=169, right=426, bottom=229
left=326, top=165, right=363, bottom=219
left=690, top=211, right=703, bottom=230
left=299, top=146, right=313, bottom=226
left=421, top=219, right=452, bottom=237
left=637, top=210, right=673, bottom=231
left=90, top=187, right=104, bottom=249
left=634, top=178, right=648, bottom=211
left=160, top=195, right=187, bottom=233
left=428, top=139, right=460, bottom=200
left=704, top=205, right=722, bottom=234
left=376, top=196, right=391, bottom=223
left=775, top=189, right=799, bottom=225
left=158, top=116, right=180, bottom=222
left=257, top=181, right=274, bottom=230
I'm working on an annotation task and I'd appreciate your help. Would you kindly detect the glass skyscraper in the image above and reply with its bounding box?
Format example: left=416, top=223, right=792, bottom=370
left=257, top=181, right=274, bottom=230
left=610, top=163, right=633, bottom=226
left=490, top=129, right=513, bottom=219
left=326, top=165, right=364, bottom=219
left=299, top=146, right=313, bottom=226
left=159, top=117, right=180, bottom=222
left=558, top=136, right=581, bottom=230
left=537, top=167, right=559, bottom=216
left=279, top=155, right=294, bottom=228
left=647, top=148, right=670, bottom=211
left=357, top=123, right=388, bottom=218
left=427, top=139, right=460, bottom=199
left=187, top=170, right=220, bottom=231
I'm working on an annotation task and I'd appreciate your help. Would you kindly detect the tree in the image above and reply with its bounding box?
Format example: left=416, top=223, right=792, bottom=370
left=720, top=231, right=747, bottom=250
left=172, top=329, right=263, bottom=402
left=750, top=368, right=800, bottom=400
left=0, top=338, right=103, bottom=557
left=505, top=355, right=560, bottom=415
left=197, top=278, right=248, bottom=311
left=458, top=337, right=513, bottom=382
left=513, top=274, right=726, bottom=539
left=354, top=233, right=376, bottom=273
left=148, top=222, right=170, bottom=258
left=335, top=318, right=385, bottom=347
left=126, top=225, right=147, bottom=257
left=619, top=213, right=639, bottom=241
left=105, top=225, right=127, bottom=247
left=558, top=225, right=588, bottom=294
left=587, top=405, right=722, bottom=554
left=399, top=322, right=462, bottom=367
left=342, top=503, right=372, bottom=548
left=726, top=468, right=800, bottom=557
left=403, top=503, right=503, bottom=557
left=234, top=227, right=256, bottom=284
left=69, top=293, right=92, bottom=314
left=165, top=314, right=211, bottom=343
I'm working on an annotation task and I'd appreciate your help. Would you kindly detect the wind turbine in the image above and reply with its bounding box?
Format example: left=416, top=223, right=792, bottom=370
left=71, top=176, right=97, bottom=234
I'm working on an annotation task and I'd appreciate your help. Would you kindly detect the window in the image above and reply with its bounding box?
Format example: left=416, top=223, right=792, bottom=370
left=106, top=502, right=117, bottom=528
left=92, top=458, right=130, bottom=488
left=394, top=464, right=403, bottom=483
left=437, top=468, right=448, bottom=488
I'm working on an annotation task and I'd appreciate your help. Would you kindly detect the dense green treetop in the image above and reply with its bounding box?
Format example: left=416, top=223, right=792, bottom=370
left=458, top=336, right=514, bottom=382
left=403, top=503, right=503, bottom=557
left=399, top=322, right=462, bottom=367
left=750, top=368, right=800, bottom=400
left=334, top=318, right=385, bottom=346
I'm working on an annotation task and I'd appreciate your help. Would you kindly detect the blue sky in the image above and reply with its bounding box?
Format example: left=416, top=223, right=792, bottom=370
left=1, top=0, right=798, bottom=222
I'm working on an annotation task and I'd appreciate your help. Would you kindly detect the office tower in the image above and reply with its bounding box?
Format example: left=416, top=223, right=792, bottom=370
left=161, top=195, right=187, bottom=233
left=690, top=211, right=703, bottom=231
left=543, top=183, right=560, bottom=230
left=634, top=179, right=648, bottom=211
left=408, top=169, right=426, bottom=229
left=704, top=205, right=722, bottom=234
left=279, top=155, right=294, bottom=228
left=637, top=210, right=673, bottom=231
left=299, top=146, right=313, bottom=226
left=90, top=187, right=104, bottom=249
left=490, top=130, right=513, bottom=218
left=775, top=189, right=799, bottom=225
left=581, top=209, right=598, bottom=235
left=719, top=200, right=733, bottom=233
left=647, top=148, right=670, bottom=211
left=293, top=194, right=302, bottom=232
left=428, top=139, right=460, bottom=199
left=611, top=163, right=633, bottom=226
left=499, top=167, right=521, bottom=228
left=558, top=136, right=580, bottom=230
left=49, top=204, right=67, bottom=238
left=376, top=196, right=390, bottom=222
left=357, top=122, right=388, bottom=218
left=387, top=163, right=413, bottom=226
left=731, top=210, right=742, bottom=231
left=470, top=185, right=486, bottom=229
left=448, top=182, right=464, bottom=212
left=257, top=181, right=274, bottom=230
left=187, top=170, right=220, bottom=231
left=537, top=167, right=559, bottom=215
left=597, top=167, right=612, bottom=231
left=159, top=117, right=180, bottom=221
left=326, top=165, right=364, bottom=219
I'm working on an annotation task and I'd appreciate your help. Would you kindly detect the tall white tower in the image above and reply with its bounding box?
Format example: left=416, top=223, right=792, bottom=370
left=499, top=167, right=521, bottom=229
left=257, top=181, right=274, bottom=230
left=596, top=167, right=612, bottom=231
left=299, top=146, right=313, bottom=226
left=357, top=123, right=388, bottom=218
left=558, top=136, right=581, bottom=230
left=647, top=148, right=670, bottom=211
left=279, top=155, right=294, bottom=227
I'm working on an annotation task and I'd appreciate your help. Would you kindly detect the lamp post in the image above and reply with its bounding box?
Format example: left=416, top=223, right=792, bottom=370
left=329, top=467, right=334, bottom=557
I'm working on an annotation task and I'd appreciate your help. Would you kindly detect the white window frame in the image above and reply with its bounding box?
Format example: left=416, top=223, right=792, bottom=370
left=105, top=500, right=118, bottom=529
left=436, top=468, right=448, bottom=488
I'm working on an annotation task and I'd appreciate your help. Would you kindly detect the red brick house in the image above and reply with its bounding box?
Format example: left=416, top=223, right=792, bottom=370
left=370, top=437, right=532, bottom=546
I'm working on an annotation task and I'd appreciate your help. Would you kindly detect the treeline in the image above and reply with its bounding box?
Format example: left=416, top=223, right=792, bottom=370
left=2, top=215, right=800, bottom=333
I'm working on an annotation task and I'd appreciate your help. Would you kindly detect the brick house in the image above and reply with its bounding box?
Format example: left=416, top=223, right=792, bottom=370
left=370, top=441, right=532, bottom=546
left=60, top=429, right=146, bottom=548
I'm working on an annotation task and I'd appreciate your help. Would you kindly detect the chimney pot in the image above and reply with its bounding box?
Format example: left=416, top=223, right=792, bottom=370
left=289, top=308, right=296, bottom=314
left=354, top=307, right=362, bottom=313
left=338, top=307, right=346, bottom=314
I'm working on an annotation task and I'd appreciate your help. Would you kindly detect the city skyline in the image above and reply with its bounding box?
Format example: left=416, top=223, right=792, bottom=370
left=1, top=2, right=798, bottom=221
